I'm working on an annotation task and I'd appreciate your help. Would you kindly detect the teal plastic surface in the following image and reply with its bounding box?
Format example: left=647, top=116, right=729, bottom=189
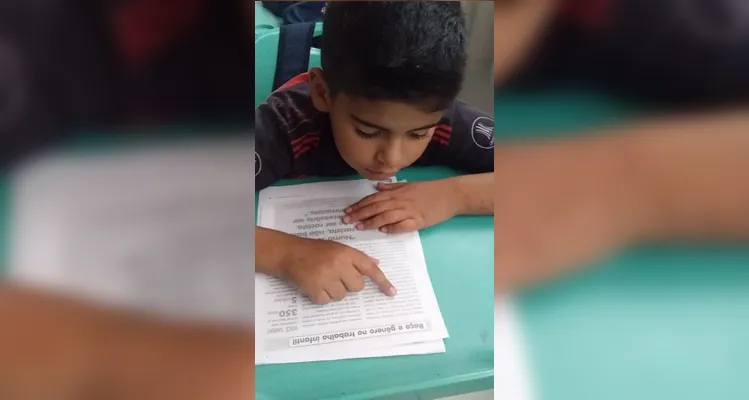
left=255, top=23, right=323, bottom=107
left=255, top=1, right=281, bottom=33
left=0, top=179, right=6, bottom=274
left=255, top=168, right=494, bottom=400
left=495, top=88, right=749, bottom=400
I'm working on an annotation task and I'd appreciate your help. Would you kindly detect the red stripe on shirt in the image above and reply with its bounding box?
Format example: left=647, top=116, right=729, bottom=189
left=294, top=144, right=318, bottom=159
left=560, top=0, right=613, bottom=29
left=276, top=73, right=312, bottom=92
left=290, top=132, right=320, bottom=145
left=434, top=124, right=452, bottom=139
left=112, top=0, right=204, bottom=69
left=433, top=130, right=451, bottom=140
left=292, top=136, right=320, bottom=153
left=435, top=124, right=452, bottom=133
left=433, top=138, right=450, bottom=146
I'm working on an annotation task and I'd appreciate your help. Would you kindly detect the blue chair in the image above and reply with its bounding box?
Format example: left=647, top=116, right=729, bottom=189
left=254, top=23, right=323, bottom=107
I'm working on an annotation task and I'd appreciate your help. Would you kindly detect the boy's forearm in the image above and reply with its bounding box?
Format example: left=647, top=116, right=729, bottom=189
left=98, top=313, right=254, bottom=399
left=618, top=111, right=749, bottom=241
left=451, top=173, right=494, bottom=215
left=0, top=284, right=102, bottom=397
left=256, top=226, right=297, bottom=277
left=0, top=284, right=254, bottom=399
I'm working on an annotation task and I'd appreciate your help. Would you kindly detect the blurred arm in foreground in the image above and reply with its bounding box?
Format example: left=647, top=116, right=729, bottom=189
left=495, top=111, right=749, bottom=291
left=0, top=283, right=254, bottom=399
left=493, top=0, right=749, bottom=290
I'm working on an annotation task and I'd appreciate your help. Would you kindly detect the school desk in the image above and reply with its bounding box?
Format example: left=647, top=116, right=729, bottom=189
left=496, top=88, right=749, bottom=400
left=254, top=168, right=495, bottom=400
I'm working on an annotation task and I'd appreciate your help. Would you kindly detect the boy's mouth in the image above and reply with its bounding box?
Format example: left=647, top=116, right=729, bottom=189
left=364, top=168, right=397, bottom=180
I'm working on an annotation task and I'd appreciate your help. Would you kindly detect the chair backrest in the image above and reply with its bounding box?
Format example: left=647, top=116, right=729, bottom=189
left=254, top=1, right=280, bottom=35
left=254, top=23, right=322, bottom=108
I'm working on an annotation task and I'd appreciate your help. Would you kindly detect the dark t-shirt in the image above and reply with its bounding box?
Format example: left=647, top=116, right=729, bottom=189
left=255, top=73, right=494, bottom=191
left=514, top=0, right=749, bottom=106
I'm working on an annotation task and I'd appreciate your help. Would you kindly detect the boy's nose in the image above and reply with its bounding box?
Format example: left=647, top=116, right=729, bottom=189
left=376, top=142, right=402, bottom=168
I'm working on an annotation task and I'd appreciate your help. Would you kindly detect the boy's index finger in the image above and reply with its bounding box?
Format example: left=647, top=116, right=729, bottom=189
left=376, top=182, right=408, bottom=191
left=353, top=254, right=397, bottom=297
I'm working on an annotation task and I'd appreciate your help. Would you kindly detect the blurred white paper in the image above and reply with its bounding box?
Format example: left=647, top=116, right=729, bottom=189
left=495, top=296, right=534, bottom=400
left=266, top=339, right=446, bottom=365
left=256, top=179, right=448, bottom=364
left=9, top=140, right=255, bottom=325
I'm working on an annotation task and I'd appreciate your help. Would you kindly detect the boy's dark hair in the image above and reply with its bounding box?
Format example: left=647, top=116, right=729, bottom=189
left=321, top=1, right=467, bottom=111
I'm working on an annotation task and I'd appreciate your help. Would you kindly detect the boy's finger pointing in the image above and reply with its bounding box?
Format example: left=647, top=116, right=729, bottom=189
left=354, top=255, right=396, bottom=297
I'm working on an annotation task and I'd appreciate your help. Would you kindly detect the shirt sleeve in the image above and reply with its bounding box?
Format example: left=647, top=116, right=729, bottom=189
left=418, top=100, right=494, bottom=173
left=255, top=98, right=294, bottom=191
left=0, top=5, right=65, bottom=168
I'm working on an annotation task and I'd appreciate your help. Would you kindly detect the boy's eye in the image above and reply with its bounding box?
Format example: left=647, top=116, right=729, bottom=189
left=409, top=131, right=429, bottom=140
left=355, top=127, right=379, bottom=138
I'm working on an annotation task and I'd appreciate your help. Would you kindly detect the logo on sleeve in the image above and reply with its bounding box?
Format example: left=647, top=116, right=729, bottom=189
left=255, top=152, right=262, bottom=177
left=471, top=117, right=494, bottom=149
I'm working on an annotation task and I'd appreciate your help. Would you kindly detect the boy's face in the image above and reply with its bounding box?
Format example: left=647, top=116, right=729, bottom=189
left=309, top=69, right=444, bottom=181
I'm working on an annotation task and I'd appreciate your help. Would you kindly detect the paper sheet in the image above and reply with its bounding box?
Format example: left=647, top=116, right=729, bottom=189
left=256, top=179, right=448, bottom=364
left=495, top=296, right=534, bottom=400
left=9, top=140, right=255, bottom=325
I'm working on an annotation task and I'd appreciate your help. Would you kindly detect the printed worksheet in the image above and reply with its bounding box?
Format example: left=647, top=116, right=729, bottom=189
left=256, top=179, right=448, bottom=364
left=9, top=140, right=255, bottom=325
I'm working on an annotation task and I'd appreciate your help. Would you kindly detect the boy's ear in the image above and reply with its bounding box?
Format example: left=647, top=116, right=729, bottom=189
left=309, top=68, right=332, bottom=112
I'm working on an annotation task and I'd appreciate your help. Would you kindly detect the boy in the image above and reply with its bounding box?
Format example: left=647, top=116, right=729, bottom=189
left=256, top=2, right=494, bottom=304
left=492, top=0, right=749, bottom=290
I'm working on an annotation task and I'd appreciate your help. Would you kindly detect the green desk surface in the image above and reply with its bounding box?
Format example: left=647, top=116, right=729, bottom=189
left=495, top=88, right=749, bottom=400
left=254, top=168, right=495, bottom=400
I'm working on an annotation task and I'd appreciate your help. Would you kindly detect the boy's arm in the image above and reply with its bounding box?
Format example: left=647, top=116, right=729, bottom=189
left=494, top=109, right=749, bottom=290
left=255, top=226, right=296, bottom=276
left=0, top=283, right=254, bottom=399
left=453, top=172, right=494, bottom=215
left=622, top=110, right=749, bottom=241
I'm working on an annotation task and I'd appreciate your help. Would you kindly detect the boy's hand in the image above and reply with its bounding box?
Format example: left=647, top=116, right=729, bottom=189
left=344, top=180, right=460, bottom=233
left=280, top=237, right=396, bottom=304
